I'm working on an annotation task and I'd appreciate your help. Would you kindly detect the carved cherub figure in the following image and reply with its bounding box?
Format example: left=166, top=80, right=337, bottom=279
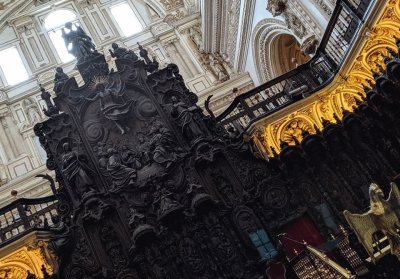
left=344, top=182, right=400, bottom=263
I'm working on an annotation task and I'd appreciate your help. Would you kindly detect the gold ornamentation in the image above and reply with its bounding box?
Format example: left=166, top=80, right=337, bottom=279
left=281, top=118, right=313, bottom=145
left=252, top=0, right=400, bottom=157
left=0, top=242, right=54, bottom=278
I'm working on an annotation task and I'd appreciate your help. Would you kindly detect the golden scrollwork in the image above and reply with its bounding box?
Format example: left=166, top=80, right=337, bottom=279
left=0, top=237, right=54, bottom=279
left=252, top=0, right=400, bottom=158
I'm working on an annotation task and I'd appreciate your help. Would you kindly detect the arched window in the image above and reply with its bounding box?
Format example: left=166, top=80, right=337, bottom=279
left=45, top=9, right=77, bottom=63
left=110, top=2, right=143, bottom=37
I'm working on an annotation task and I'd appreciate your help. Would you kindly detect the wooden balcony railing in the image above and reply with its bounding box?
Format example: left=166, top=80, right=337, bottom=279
left=215, top=0, right=375, bottom=132
left=0, top=195, right=58, bottom=248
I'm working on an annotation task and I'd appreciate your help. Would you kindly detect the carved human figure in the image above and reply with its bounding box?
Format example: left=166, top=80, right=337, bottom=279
left=86, top=72, right=134, bottom=134
left=53, top=67, right=69, bottom=94
left=170, top=96, right=203, bottom=141
left=98, top=150, right=108, bottom=170
left=121, top=145, right=142, bottom=169
left=211, top=171, right=239, bottom=206
left=48, top=215, right=72, bottom=257
left=266, top=0, right=287, bottom=16
left=99, top=224, right=127, bottom=270
left=189, top=25, right=203, bottom=50
left=149, top=126, right=181, bottom=167
left=62, top=22, right=97, bottom=61
left=107, top=147, right=136, bottom=190
left=109, top=43, right=139, bottom=61
left=128, top=208, right=145, bottom=228
left=285, top=11, right=307, bottom=38
left=210, top=56, right=228, bottom=82
left=266, top=0, right=307, bottom=38
left=153, top=186, right=182, bottom=219
left=61, top=142, right=94, bottom=198
left=27, top=106, right=41, bottom=124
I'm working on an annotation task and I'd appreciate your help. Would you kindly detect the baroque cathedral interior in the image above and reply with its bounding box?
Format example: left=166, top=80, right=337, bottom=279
left=1, top=0, right=400, bottom=278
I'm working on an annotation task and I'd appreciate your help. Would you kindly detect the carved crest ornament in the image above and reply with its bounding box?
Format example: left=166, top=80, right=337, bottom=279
left=31, top=21, right=400, bottom=278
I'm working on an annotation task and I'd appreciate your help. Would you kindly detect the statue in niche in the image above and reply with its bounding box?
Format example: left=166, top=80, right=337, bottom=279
left=61, top=142, right=95, bottom=198
left=23, top=98, right=42, bottom=125
left=27, top=106, right=42, bottom=124
left=148, top=125, right=182, bottom=168
left=99, top=224, right=127, bottom=270
left=170, top=96, right=203, bottom=141
left=106, top=147, right=137, bottom=191
left=53, top=67, right=69, bottom=94
left=109, top=43, right=139, bottom=61
left=86, top=71, right=135, bottom=135
left=189, top=25, right=203, bottom=51
left=210, top=55, right=228, bottom=83
left=211, top=171, right=239, bottom=206
left=62, top=22, right=98, bottom=62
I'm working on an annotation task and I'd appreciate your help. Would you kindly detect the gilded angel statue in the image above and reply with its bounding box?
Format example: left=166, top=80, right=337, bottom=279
left=344, top=182, right=400, bottom=263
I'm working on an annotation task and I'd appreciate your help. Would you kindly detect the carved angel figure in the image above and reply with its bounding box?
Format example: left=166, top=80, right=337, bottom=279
left=86, top=71, right=135, bottom=134
left=344, top=182, right=400, bottom=263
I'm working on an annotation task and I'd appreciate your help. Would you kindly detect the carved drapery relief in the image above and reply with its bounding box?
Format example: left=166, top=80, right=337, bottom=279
left=253, top=0, right=400, bottom=157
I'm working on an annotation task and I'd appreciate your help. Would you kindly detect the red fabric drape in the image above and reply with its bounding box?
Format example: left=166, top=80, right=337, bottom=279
left=279, top=215, right=325, bottom=259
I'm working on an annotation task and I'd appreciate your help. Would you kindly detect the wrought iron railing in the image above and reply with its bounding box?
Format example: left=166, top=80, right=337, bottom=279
left=0, top=195, right=58, bottom=248
left=215, top=0, right=374, bottom=132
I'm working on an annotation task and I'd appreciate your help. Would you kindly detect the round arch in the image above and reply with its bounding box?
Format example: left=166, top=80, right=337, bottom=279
left=252, top=18, right=309, bottom=83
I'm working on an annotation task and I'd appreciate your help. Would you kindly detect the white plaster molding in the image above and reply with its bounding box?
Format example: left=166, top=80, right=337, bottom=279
left=251, top=18, right=293, bottom=83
